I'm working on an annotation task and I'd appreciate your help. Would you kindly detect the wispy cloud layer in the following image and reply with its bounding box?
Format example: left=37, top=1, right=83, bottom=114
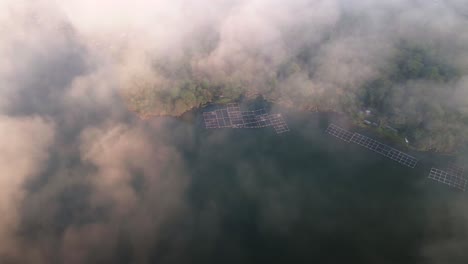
left=0, top=0, right=467, bottom=263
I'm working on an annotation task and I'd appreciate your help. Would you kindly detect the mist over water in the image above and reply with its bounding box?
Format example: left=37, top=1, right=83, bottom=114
left=143, top=106, right=466, bottom=264
left=1, top=0, right=468, bottom=263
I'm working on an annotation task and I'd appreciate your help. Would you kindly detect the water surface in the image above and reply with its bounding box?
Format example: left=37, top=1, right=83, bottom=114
left=154, top=104, right=467, bottom=264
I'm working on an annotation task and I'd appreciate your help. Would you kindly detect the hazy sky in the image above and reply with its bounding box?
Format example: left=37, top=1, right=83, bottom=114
left=0, top=0, right=467, bottom=263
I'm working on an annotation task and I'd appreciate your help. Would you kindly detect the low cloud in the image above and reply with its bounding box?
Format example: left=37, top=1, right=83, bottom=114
left=0, top=115, right=54, bottom=261
left=0, top=0, right=467, bottom=263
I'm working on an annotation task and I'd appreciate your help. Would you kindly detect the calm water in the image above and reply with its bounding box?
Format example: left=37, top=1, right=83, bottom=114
left=153, top=102, right=467, bottom=264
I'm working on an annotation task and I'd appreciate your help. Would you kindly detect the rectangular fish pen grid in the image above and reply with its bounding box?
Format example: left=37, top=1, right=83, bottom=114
left=242, top=109, right=271, bottom=128
left=203, top=104, right=289, bottom=134
left=226, top=103, right=241, bottom=112
left=215, top=109, right=233, bottom=128
left=203, top=110, right=233, bottom=129
left=325, top=124, right=354, bottom=142
left=350, top=133, right=418, bottom=168
left=269, top=114, right=289, bottom=134
left=446, top=164, right=465, bottom=178
left=255, top=113, right=272, bottom=128
left=428, top=168, right=467, bottom=191
left=226, top=103, right=244, bottom=127
left=203, top=112, right=220, bottom=128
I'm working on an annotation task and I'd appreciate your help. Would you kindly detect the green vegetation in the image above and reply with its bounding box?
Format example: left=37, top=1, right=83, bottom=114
left=357, top=43, right=466, bottom=152
left=123, top=43, right=467, bottom=153
left=124, top=80, right=245, bottom=117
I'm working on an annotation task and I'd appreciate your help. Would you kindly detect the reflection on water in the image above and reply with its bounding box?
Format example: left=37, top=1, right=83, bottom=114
left=157, top=105, right=467, bottom=264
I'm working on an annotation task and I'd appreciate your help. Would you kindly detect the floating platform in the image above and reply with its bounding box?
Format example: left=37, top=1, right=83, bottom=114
left=325, top=124, right=418, bottom=168
left=350, top=133, right=418, bottom=168
left=325, top=124, right=354, bottom=142
left=428, top=167, right=466, bottom=191
left=203, top=103, right=289, bottom=134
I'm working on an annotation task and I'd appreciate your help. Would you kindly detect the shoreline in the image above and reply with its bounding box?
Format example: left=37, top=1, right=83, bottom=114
left=126, top=96, right=459, bottom=157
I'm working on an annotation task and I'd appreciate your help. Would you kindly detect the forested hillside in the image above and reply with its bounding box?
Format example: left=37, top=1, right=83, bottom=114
left=122, top=41, right=467, bottom=153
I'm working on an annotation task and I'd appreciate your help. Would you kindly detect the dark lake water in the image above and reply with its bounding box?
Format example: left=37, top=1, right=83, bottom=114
left=153, top=102, right=468, bottom=264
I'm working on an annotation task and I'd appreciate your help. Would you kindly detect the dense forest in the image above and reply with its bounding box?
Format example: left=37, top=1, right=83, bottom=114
left=122, top=42, right=467, bottom=153
left=356, top=44, right=465, bottom=152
